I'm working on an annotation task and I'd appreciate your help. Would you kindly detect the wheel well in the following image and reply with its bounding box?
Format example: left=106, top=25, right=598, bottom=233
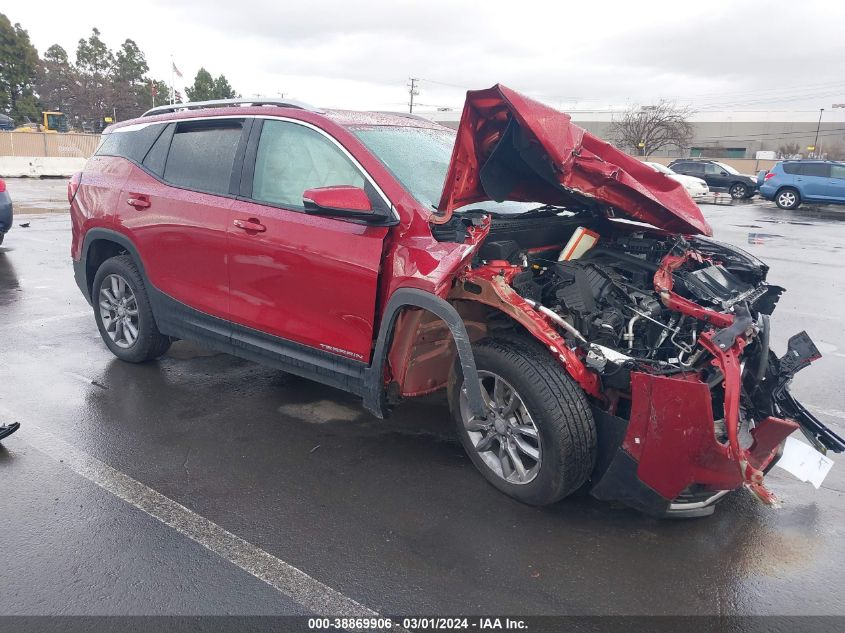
left=385, top=301, right=526, bottom=399
left=85, top=239, right=127, bottom=295
left=775, top=186, right=799, bottom=197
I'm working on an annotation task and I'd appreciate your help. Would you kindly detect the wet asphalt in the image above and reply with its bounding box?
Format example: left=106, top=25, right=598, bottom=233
left=1, top=179, right=844, bottom=617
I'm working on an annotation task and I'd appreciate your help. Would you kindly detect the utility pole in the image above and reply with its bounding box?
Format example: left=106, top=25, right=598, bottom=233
left=812, top=108, right=824, bottom=158
left=408, top=78, right=419, bottom=113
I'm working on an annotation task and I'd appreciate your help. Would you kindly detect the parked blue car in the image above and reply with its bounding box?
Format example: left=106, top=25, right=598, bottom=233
left=760, top=160, right=845, bottom=209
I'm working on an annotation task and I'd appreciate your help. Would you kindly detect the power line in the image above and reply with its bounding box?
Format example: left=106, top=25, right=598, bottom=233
left=413, top=75, right=845, bottom=112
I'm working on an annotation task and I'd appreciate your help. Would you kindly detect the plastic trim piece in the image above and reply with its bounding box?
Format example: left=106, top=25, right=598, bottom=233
left=364, top=288, right=485, bottom=420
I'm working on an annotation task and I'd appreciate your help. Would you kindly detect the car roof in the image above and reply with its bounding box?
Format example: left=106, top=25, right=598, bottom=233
left=781, top=159, right=839, bottom=163
left=108, top=104, right=448, bottom=134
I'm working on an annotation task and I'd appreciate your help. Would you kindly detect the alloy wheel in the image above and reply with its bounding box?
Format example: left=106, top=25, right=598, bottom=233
left=98, top=273, right=140, bottom=349
left=459, top=371, right=542, bottom=484
left=730, top=184, right=747, bottom=199
left=778, top=191, right=797, bottom=208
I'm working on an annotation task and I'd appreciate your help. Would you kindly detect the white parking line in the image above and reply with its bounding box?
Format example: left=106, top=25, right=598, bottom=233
left=809, top=406, right=845, bottom=422
left=0, top=410, right=378, bottom=617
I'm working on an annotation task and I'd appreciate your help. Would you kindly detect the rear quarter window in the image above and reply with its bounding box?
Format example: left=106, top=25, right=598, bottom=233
left=782, top=163, right=800, bottom=175
left=163, top=119, right=244, bottom=195
left=95, top=124, right=167, bottom=163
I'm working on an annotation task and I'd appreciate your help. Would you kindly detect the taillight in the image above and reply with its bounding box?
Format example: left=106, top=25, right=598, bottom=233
left=764, top=172, right=775, bottom=181
left=0, top=179, right=6, bottom=193
left=68, top=172, right=81, bottom=203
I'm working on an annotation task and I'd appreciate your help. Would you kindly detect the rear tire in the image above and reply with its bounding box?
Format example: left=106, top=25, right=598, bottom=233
left=92, top=254, right=171, bottom=362
left=729, top=182, right=749, bottom=199
left=775, top=187, right=801, bottom=209
left=448, top=337, right=596, bottom=506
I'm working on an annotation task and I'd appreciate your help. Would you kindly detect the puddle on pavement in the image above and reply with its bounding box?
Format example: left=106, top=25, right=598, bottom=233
left=747, top=232, right=785, bottom=244
left=278, top=400, right=363, bottom=423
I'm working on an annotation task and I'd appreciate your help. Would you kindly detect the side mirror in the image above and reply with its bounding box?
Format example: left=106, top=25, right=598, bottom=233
left=720, top=171, right=729, bottom=176
left=302, top=186, right=376, bottom=220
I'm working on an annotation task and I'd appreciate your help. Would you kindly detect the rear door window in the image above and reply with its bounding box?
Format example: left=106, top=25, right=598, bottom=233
left=163, top=119, right=244, bottom=195
left=799, top=163, right=831, bottom=178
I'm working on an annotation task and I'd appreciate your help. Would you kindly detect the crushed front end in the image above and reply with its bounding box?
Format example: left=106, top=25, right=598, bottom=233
left=436, top=84, right=843, bottom=516
left=454, top=227, right=845, bottom=517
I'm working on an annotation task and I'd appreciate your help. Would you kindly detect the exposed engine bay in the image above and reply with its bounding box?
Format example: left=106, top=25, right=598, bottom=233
left=430, top=84, right=843, bottom=516
left=454, top=210, right=845, bottom=515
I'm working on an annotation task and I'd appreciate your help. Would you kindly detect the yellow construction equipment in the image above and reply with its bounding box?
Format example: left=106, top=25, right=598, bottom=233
left=13, top=111, right=69, bottom=133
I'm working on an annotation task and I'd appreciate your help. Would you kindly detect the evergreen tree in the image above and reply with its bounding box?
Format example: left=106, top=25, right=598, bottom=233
left=37, top=44, right=78, bottom=113
left=186, top=67, right=215, bottom=101
left=0, top=13, right=41, bottom=123
left=75, top=28, right=115, bottom=125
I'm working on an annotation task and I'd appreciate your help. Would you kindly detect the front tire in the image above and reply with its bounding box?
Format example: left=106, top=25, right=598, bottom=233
left=729, top=182, right=749, bottom=199
left=775, top=187, right=801, bottom=209
left=92, top=254, right=171, bottom=362
left=448, top=337, right=596, bottom=506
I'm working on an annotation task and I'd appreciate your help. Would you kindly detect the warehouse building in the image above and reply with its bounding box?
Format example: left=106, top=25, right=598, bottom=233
left=422, top=108, right=845, bottom=159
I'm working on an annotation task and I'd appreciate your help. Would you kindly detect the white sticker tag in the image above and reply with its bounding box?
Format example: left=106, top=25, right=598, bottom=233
left=775, top=436, right=835, bottom=489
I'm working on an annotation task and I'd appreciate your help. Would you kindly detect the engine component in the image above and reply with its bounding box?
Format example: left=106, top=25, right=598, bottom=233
left=558, top=226, right=599, bottom=261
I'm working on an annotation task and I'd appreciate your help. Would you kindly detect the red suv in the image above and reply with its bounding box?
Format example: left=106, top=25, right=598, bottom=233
left=70, top=85, right=843, bottom=517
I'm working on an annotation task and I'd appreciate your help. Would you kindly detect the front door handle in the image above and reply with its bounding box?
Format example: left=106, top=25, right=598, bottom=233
left=233, top=218, right=266, bottom=233
left=126, top=195, right=151, bottom=209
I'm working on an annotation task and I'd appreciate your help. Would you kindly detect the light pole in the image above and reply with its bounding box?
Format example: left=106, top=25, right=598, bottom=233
left=812, top=108, right=824, bottom=158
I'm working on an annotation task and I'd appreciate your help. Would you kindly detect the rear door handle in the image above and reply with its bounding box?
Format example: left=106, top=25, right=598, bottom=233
left=233, top=218, right=266, bottom=233
left=126, top=195, right=151, bottom=209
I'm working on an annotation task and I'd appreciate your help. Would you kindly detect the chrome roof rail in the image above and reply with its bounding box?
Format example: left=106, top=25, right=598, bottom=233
left=142, top=98, right=322, bottom=117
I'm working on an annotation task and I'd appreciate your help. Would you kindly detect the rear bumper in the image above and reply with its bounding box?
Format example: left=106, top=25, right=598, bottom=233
left=0, top=191, right=12, bottom=235
left=759, top=184, right=777, bottom=199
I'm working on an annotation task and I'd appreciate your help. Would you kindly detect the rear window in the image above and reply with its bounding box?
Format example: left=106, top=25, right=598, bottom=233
left=163, top=120, right=244, bottom=195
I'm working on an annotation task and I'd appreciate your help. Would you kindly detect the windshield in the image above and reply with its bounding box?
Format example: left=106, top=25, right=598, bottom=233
left=646, top=162, right=674, bottom=175
left=351, top=125, right=535, bottom=215
left=714, top=161, right=740, bottom=175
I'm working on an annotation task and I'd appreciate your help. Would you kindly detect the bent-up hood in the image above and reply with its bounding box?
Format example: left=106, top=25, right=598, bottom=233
left=435, top=84, right=712, bottom=236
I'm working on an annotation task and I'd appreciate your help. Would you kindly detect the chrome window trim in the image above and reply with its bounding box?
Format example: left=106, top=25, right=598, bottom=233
left=108, top=113, right=396, bottom=220
left=251, top=115, right=394, bottom=218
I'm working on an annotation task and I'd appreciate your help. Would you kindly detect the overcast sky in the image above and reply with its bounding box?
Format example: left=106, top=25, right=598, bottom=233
left=8, top=0, right=845, bottom=113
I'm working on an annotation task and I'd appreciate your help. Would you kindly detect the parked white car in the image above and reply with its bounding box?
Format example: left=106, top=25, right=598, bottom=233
left=645, top=162, right=709, bottom=199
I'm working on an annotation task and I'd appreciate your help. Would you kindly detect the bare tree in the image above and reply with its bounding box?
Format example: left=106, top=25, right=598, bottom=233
left=609, top=101, right=694, bottom=157
left=823, top=137, right=845, bottom=161
left=777, top=142, right=802, bottom=159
